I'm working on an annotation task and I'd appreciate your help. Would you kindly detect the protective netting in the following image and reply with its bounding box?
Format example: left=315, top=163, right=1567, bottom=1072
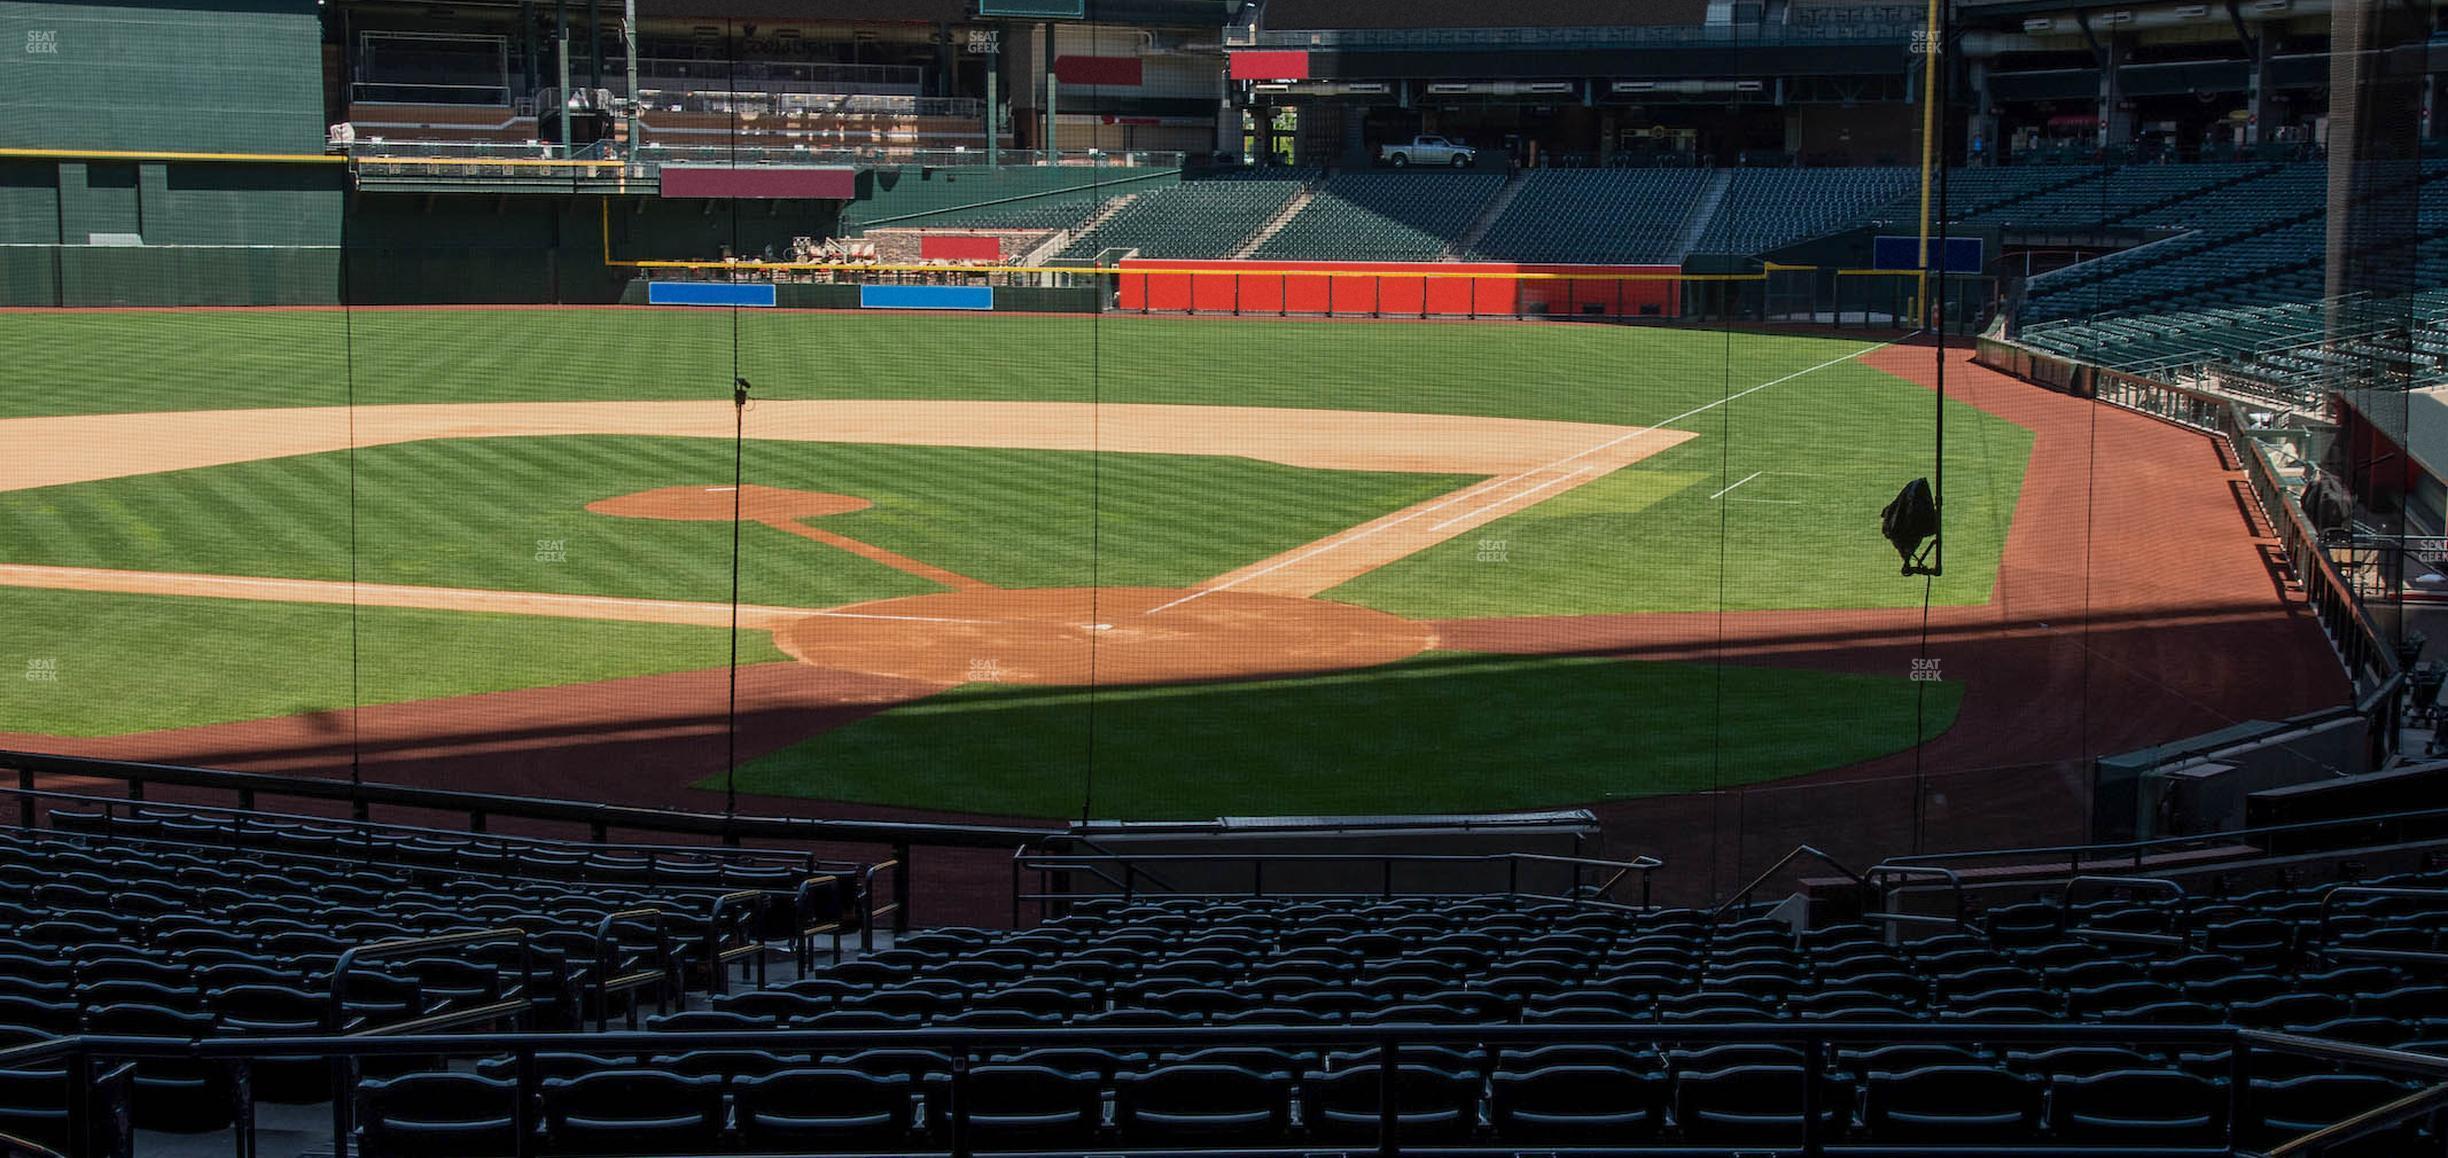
left=0, top=0, right=2424, bottom=904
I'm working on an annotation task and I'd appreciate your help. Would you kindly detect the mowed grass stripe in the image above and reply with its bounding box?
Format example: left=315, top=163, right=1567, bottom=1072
left=0, top=436, right=1478, bottom=610
left=1, top=310, right=1872, bottom=423
left=0, top=585, right=782, bottom=737
left=1324, top=361, right=2035, bottom=616
left=723, top=651, right=1962, bottom=819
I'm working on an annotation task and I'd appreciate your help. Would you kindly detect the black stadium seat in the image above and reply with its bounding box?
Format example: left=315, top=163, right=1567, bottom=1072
left=2047, top=1069, right=2228, bottom=1146
left=540, top=1070, right=723, bottom=1154
left=1303, top=1064, right=1482, bottom=1144
left=1489, top=1064, right=1670, bottom=1144
left=356, top=1072, right=522, bottom=1158
left=1113, top=1063, right=1294, bottom=1145
left=1673, top=1064, right=1856, bottom=1146
left=959, top=1064, right=1105, bottom=1148
left=1862, top=1065, right=2045, bottom=1143
left=733, top=1069, right=917, bottom=1151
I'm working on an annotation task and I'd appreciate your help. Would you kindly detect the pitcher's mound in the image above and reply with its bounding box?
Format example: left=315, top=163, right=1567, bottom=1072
left=588, top=485, right=873, bottom=522
left=775, top=587, right=1434, bottom=687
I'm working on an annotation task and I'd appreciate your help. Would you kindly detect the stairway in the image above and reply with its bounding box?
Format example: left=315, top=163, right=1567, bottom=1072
left=1669, top=169, right=1736, bottom=259
left=1444, top=172, right=1528, bottom=261
left=1230, top=181, right=1321, bottom=259
left=1021, top=194, right=1138, bottom=265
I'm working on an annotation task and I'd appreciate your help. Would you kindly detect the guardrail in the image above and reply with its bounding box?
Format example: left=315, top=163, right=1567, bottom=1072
left=1231, top=21, right=1920, bottom=48
left=1010, top=849, right=1663, bottom=925
left=1, top=749, right=1056, bottom=936
left=13, top=781, right=847, bottom=881
left=26, top=1021, right=2448, bottom=1158
left=1876, top=793, right=2448, bottom=880
left=336, top=138, right=1185, bottom=173
left=1975, top=334, right=2404, bottom=766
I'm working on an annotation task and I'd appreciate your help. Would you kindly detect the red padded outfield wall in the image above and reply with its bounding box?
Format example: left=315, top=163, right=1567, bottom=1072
left=1116, top=259, right=1682, bottom=319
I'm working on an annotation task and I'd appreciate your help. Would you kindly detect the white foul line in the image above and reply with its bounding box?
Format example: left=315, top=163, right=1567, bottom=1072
left=804, top=609, right=1031, bottom=626
left=1146, top=335, right=1904, bottom=617
left=1427, top=467, right=1593, bottom=532
left=1709, top=471, right=1764, bottom=500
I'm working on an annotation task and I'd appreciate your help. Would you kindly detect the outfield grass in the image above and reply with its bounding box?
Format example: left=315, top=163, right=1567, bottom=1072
left=0, top=587, right=781, bottom=736
left=0, top=311, right=2031, bottom=616
left=10, top=309, right=1901, bottom=424
left=722, top=651, right=1962, bottom=818
left=0, top=436, right=1474, bottom=608
left=1327, top=384, right=2032, bottom=616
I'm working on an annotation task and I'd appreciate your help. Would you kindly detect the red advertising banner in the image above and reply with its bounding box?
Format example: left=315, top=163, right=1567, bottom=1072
left=1115, top=259, right=1682, bottom=319
left=1229, top=51, right=1311, bottom=81
left=659, top=166, right=859, bottom=200
left=919, top=235, right=1005, bottom=262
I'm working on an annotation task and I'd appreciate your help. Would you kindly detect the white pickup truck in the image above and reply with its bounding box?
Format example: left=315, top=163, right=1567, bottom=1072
left=1378, top=135, right=1478, bottom=168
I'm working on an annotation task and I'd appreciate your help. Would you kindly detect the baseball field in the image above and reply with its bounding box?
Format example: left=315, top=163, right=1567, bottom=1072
left=0, top=308, right=2036, bottom=820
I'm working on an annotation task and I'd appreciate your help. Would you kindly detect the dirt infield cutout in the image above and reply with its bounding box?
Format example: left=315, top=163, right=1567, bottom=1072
left=588, top=484, right=989, bottom=590
left=777, top=586, right=1435, bottom=687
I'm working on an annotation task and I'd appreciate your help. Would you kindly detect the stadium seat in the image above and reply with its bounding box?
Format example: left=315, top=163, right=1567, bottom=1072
left=1673, top=1064, right=1855, bottom=1145
left=1303, top=1064, right=1482, bottom=1144
left=1112, top=1063, right=1294, bottom=1145
left=1861, top=1065, right=2045, bottom=1143
left=541, top=1070, right=724, bottom=1154
left=356, top=1072, right=522, bottom=1158
left=958, top=1064, right=1105, bottom=1147
left=2047, top=1069, right=2228, bottom=1146
left=1489, top=1064, right=1670, bottom=1144
left=733, top=1068, right=917, bottom=1151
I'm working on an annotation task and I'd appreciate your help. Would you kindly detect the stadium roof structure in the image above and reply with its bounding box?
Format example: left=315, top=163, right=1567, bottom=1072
left=331, top=0, right=1230, bottom=25
left=1263, top=0, right=1710, bottom=29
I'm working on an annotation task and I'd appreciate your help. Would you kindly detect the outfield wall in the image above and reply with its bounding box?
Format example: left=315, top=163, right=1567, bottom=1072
left=615, top=279, right=1103, bottom=313
left=1115, top=259, right=1683, bottom=319
left=0, top=0, right=325, bottom=154
left=0, top=158, right=345, bottom=306
left=0, top=184, right=846, bottom=307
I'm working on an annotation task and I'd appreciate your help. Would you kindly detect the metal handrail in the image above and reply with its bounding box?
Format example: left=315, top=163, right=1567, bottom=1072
left=1, top=750, right=1051, bottom=849
left=327, top=926, right=533, bottom=1158
left=698, top=889, right=770, bottom=996
left=0, top=1129, right=61, bottom=1158
left=790, top=873, right=846, bottom=971
left=12, top=782, right=845, bottom=879
left=588, top=907, right=677, bottom=1032
left=2313, top=885, right=2448, bottom=945
left=1010, top=850, right=1664, bottom=924
left=2263, top=1078, right=2448, bottom=1157
left=2066, top=874, right=2190, bottom=907
left=23, top=801, right=822, bottom=948
left=1879, top=793, right=2448, bottom=877
left=860, top=859, right=903, bottom=954
left=1863, top=862, right=1968, bottom=926
left=1714, top=845, right=1864, bottom=917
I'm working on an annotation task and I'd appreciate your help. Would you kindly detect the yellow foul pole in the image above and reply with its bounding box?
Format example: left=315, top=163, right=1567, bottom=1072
left=1914, top=0, right=1944, bottom=324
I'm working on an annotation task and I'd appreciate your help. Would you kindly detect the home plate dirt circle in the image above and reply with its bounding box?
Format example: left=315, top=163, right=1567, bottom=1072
left=773, top=587, right=1436, bottom=687
left=585, top=485, right=874, bottom=521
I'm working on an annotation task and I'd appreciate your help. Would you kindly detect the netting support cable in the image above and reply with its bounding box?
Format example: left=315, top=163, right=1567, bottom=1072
left=342, top=225, right=363, bottom=791
left=722, top=24, right=745, bottom=821
left=1906, top=0, right=1952, bottom=855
